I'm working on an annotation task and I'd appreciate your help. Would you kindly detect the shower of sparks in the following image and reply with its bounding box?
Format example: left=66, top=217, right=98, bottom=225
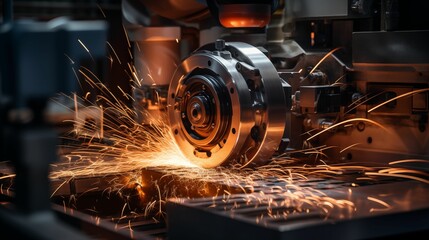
left=5, top=32, right=423, bottom=233
left=48, top=84, right=429, bottom=221
left=49, top=75, right=365, bottom=221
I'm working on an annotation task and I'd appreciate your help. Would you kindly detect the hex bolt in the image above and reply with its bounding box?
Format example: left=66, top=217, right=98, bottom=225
left=215, top=39, right=225, bottom=51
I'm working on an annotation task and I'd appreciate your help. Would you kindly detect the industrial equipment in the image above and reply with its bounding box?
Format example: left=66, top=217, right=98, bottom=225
left=128, top=0, right=429, bottom=168
left=1, top=0, right=429, bottom=239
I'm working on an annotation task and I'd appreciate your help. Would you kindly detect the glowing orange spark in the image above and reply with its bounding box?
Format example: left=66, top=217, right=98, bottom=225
left=0, top=174, right=15, bottom=180
left=106, top=41, right=122, bottom=65
left=99, top=105, right=104, bottom=139
left=367, top=196, right=391, bottom=212
left=74, top=93, right=78, bottom=121
left=122, top=25, right=131, bottom=49
left=97, top=4, right=106, bottom=18
left=368, top=88, right=429, bottom=113
left=365, top=172, right=429, bottom=184
left=390, top=159, right=429, bottom=165
left=78, top=39, right=94, bottom=61
left=340, top=143, right=361, bottom=153
left=330, top=73, right=347, bottom=86
left=301, top=47, right=342, bottom=83
left=345, top=91, right=387, bottom=115
left=64, top=53, right=75, bottom=64
left=306, top=118, right=389, bottom=142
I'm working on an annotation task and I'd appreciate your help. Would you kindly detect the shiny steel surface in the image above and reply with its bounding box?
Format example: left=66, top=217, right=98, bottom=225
left=168, top=41, right=287, bottom=168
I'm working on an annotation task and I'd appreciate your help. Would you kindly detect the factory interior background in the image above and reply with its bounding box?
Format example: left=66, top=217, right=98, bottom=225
left=1, top=0, right=429, bottom=239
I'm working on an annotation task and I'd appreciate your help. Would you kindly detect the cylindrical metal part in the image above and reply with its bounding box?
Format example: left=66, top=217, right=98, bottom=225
left=167, top=41, right=289, bottom=168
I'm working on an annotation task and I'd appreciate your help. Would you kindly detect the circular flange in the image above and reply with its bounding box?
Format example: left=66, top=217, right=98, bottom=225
left=168, top=41, right=287, bottom=168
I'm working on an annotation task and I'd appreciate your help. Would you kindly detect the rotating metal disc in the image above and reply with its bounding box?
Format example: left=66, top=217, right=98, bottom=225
left=168, top=40, right=287, bottom=168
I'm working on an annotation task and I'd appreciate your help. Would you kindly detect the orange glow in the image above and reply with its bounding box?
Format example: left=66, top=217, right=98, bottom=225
left=218, top=4, right=271, bottom=28
left=220, top=16, right=269, bottom=28
left=310, top=32, right=315, bottom=46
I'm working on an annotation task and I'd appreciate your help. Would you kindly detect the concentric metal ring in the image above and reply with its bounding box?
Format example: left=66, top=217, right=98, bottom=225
left=168, top=42, right=287, bottom=168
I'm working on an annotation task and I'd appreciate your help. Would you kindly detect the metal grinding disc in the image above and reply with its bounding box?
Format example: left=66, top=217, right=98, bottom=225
left=167, top=40, right=287, bottom=168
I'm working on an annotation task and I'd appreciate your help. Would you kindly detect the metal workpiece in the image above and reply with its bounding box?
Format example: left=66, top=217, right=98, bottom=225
left=167, top=180, right=429, bottom=240
left=168, top=41, right=289, bottom=168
